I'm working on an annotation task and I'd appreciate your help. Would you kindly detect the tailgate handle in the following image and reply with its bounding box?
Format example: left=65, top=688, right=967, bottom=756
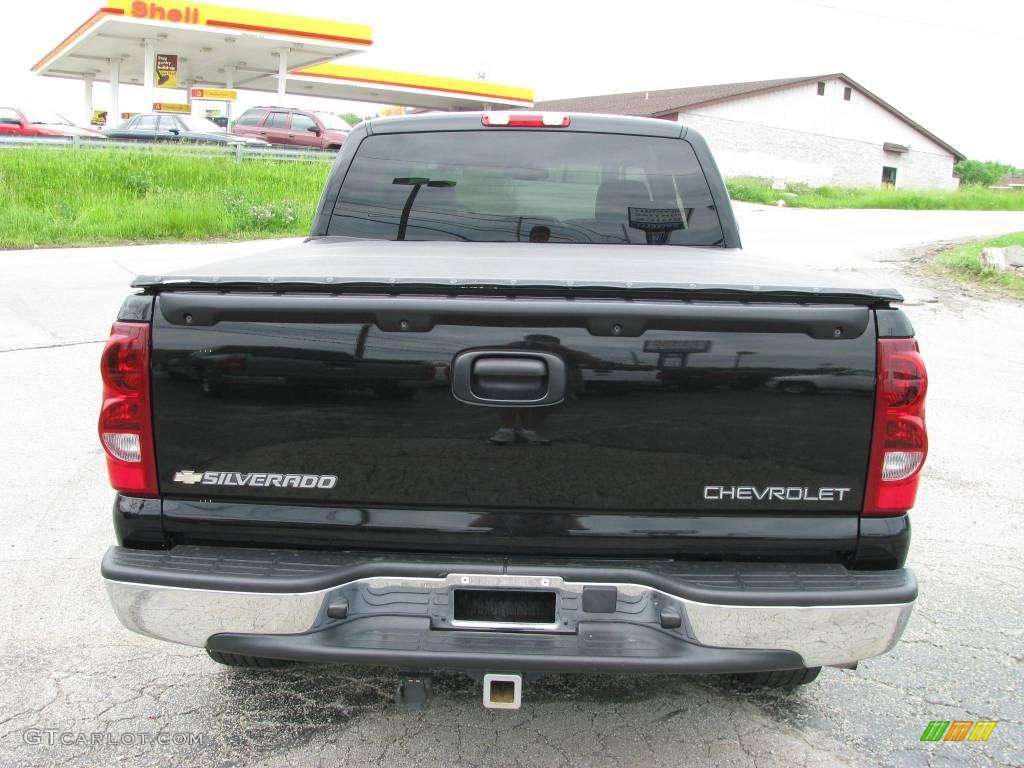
left=473, top=358, right=546, bottom=401
left=451, top=351, right=566, bottom=406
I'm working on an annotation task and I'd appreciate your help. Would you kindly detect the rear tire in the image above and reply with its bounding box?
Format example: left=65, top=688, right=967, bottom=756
left=733, top=667, right=821, bottom=689
left=206, top=650, right=291, bottom=669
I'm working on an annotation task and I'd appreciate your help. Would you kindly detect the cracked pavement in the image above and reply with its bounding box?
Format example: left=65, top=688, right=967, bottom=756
left=1, top=207, right=1022, bottom=767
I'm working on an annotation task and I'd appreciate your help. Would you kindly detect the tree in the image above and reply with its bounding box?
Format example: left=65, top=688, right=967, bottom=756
left=340, top=112, right=362, bottom=127
left=954, top=159, right=1023, bottom=187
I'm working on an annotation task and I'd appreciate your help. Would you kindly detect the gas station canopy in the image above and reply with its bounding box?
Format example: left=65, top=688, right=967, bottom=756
left=32, top=0, right=534, bottom=117
left=261, top=63, right=533, bottom=110
left=34, top=0, right=372, bottom=88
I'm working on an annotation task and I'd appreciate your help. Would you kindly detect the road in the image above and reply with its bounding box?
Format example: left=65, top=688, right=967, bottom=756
left=1, top=206, right=1022, bottom=767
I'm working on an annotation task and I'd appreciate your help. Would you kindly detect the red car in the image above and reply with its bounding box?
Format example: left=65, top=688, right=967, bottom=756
left=231, top=106, right=350, bottom=150
left=0, top=107, right=106, bottom=139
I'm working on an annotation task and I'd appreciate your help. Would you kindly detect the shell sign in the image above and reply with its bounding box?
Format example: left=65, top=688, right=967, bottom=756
left=190, top=88, right=238, bottom=101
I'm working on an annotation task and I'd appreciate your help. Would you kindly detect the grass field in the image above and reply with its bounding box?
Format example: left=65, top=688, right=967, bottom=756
left=727, top=176, right=1024, bottom=211
left=0, top=147, right=329, bottom=248
left=3, top=148, right=1024, bottom=248
left=930, top=232, right=1024, bottom=299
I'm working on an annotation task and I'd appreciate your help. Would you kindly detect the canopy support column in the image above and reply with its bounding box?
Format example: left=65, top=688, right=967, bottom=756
left=143, top=38, right=156, bottom=109
left=276, top=47, right=290, bottom=103
left=108, top=58, right=120, bottom=128
left=225, top=66, right=235, bottom=123
left=83, top=74, right=94, bottom=127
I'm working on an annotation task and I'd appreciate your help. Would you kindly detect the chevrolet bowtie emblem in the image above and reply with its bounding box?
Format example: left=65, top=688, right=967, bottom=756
left=173, top=470, right=205, bottom=484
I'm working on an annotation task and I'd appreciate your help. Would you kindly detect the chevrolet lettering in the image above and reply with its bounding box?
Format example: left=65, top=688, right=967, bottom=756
left=703, top=486, right=853, bottom=502
left=98, top=111, right=928, bottom=709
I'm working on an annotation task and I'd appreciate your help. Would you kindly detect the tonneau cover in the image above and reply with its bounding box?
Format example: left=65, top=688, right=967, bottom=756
left=132, top=238, right=903, bottom=304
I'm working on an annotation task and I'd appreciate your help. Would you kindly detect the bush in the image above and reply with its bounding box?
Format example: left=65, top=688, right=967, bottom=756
left=124, top=174, right=152, bottom=198
left=954, top=159, right=1023, bottom=187
left=223, top=190, right=300, bottom=232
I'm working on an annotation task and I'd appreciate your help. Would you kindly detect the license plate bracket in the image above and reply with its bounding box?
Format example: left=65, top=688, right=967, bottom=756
left=452, top=588, right=557, bottom=629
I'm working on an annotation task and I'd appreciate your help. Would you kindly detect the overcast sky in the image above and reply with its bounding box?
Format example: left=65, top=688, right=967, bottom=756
left=3, top=0, right=1021, bottom=165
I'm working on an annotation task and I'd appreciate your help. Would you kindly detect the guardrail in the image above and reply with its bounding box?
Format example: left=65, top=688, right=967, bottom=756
left=0, top=135, right=338, bottom=163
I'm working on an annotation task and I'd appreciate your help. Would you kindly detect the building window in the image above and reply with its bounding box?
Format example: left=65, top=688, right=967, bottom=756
left=844, top=86, right=852, bottom=101
left=817, top=81, right=826, bottom=96
left=882, top=166, right=898, bottom=189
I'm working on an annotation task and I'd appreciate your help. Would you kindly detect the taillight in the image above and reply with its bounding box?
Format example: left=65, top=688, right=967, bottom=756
left=99, top=322, right=158, bottom=497
left=482, top=112, right=571, bottom=127
left=864, top=338, right=928, bottom=515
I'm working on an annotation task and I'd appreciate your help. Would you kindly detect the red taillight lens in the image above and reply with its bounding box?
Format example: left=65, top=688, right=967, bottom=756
left=103, top=333, right=145, bottom=392
left=99, top=322, right=158, bottom=497
left=482, top=112, right=571, bottom=127
left=884, top=352, right=926, bottom=407
left=864, top=338, right=928, bottom=516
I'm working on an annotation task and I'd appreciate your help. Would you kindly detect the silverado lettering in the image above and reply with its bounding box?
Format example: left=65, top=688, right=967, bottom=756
left=99, top=111, right=928, bottom=707
left=173, top=470, right=338, bottom=489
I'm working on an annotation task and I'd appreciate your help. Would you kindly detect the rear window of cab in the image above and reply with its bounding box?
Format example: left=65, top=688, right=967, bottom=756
left=327, top=131, right=724, bottom=246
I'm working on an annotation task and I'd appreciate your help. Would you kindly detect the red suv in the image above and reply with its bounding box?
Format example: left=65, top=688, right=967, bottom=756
left=231, top=107, right=351, bottom=150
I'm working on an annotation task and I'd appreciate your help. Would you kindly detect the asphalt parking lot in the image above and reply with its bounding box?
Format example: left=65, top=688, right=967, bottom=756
left=1, top=204, right=1022, bottom=767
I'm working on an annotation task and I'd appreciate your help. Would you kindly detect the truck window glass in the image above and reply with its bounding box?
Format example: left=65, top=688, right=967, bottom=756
left=328, top=131, right=725, bottom=246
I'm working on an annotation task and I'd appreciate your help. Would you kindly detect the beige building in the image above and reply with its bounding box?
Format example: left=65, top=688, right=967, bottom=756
left=538, top=74, right=964, bottom=190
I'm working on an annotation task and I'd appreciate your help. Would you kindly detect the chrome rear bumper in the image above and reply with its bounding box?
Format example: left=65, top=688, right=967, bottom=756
left=103, top=548, right=915, bottom=670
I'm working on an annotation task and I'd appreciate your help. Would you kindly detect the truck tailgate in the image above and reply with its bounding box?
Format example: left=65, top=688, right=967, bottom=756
left=149, top=291, right=876, bottom=516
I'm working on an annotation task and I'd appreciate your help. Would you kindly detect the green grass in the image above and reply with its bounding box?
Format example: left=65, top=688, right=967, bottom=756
left=0, top=147, right=330, bottom=248
left=4, top=150, right=1021, bottom=248
left=726, top=176, right=1024, bottom=211
left=930, top=232, right=1024, bottom=299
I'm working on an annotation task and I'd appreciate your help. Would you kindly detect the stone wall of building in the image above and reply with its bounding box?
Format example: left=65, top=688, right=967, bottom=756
left=676, top=112, right=958, bottom=190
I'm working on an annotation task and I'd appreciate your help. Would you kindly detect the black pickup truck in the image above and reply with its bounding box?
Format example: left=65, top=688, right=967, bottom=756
left=99, top=112, right=928, bottom=708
